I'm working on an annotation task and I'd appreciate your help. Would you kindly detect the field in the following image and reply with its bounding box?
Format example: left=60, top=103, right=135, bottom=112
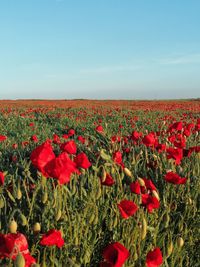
left=0, top=100, right=199, bottom=267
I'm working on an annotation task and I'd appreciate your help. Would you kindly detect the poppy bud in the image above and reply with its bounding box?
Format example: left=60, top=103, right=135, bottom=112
left=89, top=213, right=95, bottom=224
left=9, top=219, right=18, bottom=233
left=33, top=222, right=41, bottom=234
left=56, top=209, right=62, bottom=221
left=20, top=214, right=28, bottom=226
left=141, top=216, right=147, bottom=240
left=101, top=168, right=107, bottom=182
left=138, top=177, right=145, bottom=187
left=0, top=197, right=4, bottom=209
left=166, top=241, right=173, bottom=257
left=177, top=237, right=184, bottom=248
left=14, top=253, right=25, bottom=267
left=124, top=167, right=132, bottom=177
left=96, top=186, right=102, bottom=199
left=152, top=190, right=160, bottom=201
left=16, top=188, right=22, bottom=200
left=42, top=191, right=48, bottom=204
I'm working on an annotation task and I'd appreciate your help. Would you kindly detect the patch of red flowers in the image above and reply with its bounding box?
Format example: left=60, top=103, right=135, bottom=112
left=146, top=247, right=163, bottom=267
left=164, top=171, right=187, bottom=184
left=142, top=194, right=160, bottom=213
left=117, top=200, right=138, bottom=219
left=100, top=242, right=129, bottom=267
left=40, top=229, right=64, bottom=248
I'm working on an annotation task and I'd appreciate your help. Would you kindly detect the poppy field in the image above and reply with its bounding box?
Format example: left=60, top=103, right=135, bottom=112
left=0, top=100, right=199, bottom=267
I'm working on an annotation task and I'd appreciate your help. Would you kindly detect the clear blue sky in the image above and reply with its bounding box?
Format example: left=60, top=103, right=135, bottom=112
left=0, top=0, right=200, bottom=99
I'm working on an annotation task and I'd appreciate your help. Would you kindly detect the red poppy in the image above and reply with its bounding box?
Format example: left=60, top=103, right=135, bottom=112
left=74, top=152, right=91, bottom=169
left=117, top=200, right=138, bottom=219
left=142, top=133, right=156, bottom=147
left=30, top=141, right=56, bottom=176
left=102, top=242, right=129, bottom=267
left=164, top=172, right=187, bottom=185
left=44, top=152, right=78, bottom=184
left=31, top=135, right=38, bottom=143
left=0, top=135, right=7, bottom=141
left=0, top=233, right=29, bottom=259
left=12, top=143, right=18, bottom=149
left=142, top=178, right=157, bottom=192
left=77, top=135, right=86, bottom=144
left=23, top=253, right=36, bottom=267
left=130, top=181, right=141, bottom=195
left=60, top=140, right=77, bottom=154
left=68, top=129, right=75, bottom=136
left=96, top=125, right=104, bottom=133
left=40, top=229, right=64, bottom=248
left=168, top=121, right=183, bottom=132
left=166, top=147, right=183, bottom=165
left=113, top=151, right=124, bottom=168
left=0, top=171, right=4, bottom=186
left=142, top=194, right=160, bottom=213
left=53, top=134, right=60, bottom=144
left=146, top=247, right=163, bottom=267
left=101, top=173, right=115, bottom=186
left=131, top=130, right=142, bottom=142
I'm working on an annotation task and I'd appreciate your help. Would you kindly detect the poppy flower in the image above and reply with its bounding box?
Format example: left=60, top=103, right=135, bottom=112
left=30, top=141, right=56, bottom=176
left=117, top=200, right=138, bottom=219
left=74, top=152, right=91, bottom=169
left=142, top=133, right=156, bottom=147
left=53, top=134, right=60, bottom=144
left=96, top=125, right=104, bottom=133
left=0, top=233, right=29, bottom=259
left=130, top=181, right=141, bottom=195
left=44, top=152, right=78, bottom=184
left=40, top=229, right=64, bottom=248
left=146, top=247, right=163, bottom=267
left=0, top=135, right=7, bottom=142
left=31, top=135, right=38, bottom=143
left=101, top=242, right=129, bottom=267
left=142, top=178, right=157, bottom=192
left=60, top=140, right=77, bottom=154
left=23, top=253, right=36, bottom=267
left=166, top=147, right=183, bottom=165
left=77, top=135, right=86, bottom=144
left=0, top=171, right=5, bottom=186
left=131, top=130, right=142, bottom=142
left=101, top=173, right=115, bottom=186
left=142, top=194, right=160, bottom=213
left=164, top=172, right=187, bottom=185
left=113, top=151, right=124, bottom=168
left=168, top=121, right=183, bottom=132
left=68, top=129, right=75, bottom=136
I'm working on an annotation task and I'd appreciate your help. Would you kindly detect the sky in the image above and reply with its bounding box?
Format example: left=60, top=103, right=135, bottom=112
left=0, top=0, right=200, bottom=100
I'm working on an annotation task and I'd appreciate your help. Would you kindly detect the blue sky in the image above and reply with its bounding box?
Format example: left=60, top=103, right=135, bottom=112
left=0, top=0, right=200, bottom=99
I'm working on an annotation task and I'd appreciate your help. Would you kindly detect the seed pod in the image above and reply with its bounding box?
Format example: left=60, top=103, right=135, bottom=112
left=163, top=213, right=170, bottom=228
left=14, top=253, right=25, bottom=267
left=16, top=188, right=22, bottom=200
left=177, top=237, right=184, bottom=248
left=74, top=237, right=79, bottom=246
left=113, top=216, right=118, bottom=227
left=88, top=213, right=95, bottom=224
left=166, top=241, right=173, bottom=257
left=9, top=220, right=18, bottom=233
left=20, top=214, right=27, bottom=226
left=56, top=209, right=62, bottom=221
left=96, top=186, right=102, bottom=200
left=101, top=168, right=107, bottom=182
left=141, top=216, right=147, bottom=240
left=152, top=190, right=160, bottom=201
left=42, top=191, right=48, bottom=204
left=33, top=222, right=41, bottom=234
left=138, top=177, right=145, bottom=187
left=0, top=197, right=4, bottom=209
left=124, top=167, right=132, bottom=177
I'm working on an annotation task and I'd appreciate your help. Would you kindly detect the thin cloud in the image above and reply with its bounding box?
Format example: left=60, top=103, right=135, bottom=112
left=160, top=53, right=200, bottom=65
left=80, top=64, right=142, bottom=74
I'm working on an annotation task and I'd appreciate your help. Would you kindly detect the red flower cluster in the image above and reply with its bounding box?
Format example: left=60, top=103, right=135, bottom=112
left=146, top=247, right=163, bottom=267
left=117, top=200, right=138, bottom=219
left=100, top=242, right=129, bottom=267
left=0, top=233, right=36, bottom=266
left=164, top=171, right=187, bottom=185
left=40, top=229, right=64, bottom=248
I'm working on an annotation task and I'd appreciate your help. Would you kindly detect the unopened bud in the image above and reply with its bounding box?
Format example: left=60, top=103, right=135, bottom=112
left=152, top=190, right=160, bottom=201
left=9, top=220, right=18, bottom=233
left=124, top=167, right=132, bottom=177
left=138, top=177, right=145, bottom=187
left=14, top=253, right=25, bottom=267
left=177, top=237, right=184, bottom=248
left=33, top=222, right=41, bottom=234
